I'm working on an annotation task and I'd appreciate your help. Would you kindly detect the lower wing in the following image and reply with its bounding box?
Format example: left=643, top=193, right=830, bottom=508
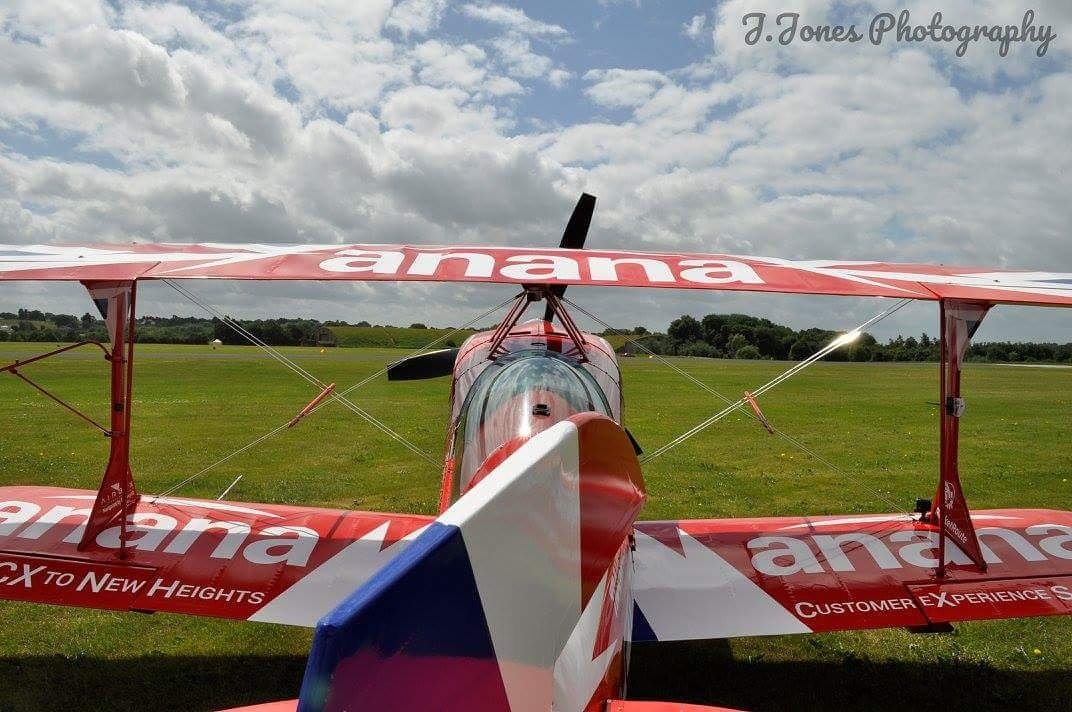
left=632, top=509, right=1072, bottom=641
left=0, top=485, right=432, bottom=626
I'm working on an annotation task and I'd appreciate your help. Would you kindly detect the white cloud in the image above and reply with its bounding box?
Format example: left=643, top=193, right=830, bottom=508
left=459, top=3, right=569, bottom=38
left=682, top=13, right=708, bottom=42
left=584, top=68, right=668, bottom=108
left=386, top=0, right=449, bottom=36
left=547, top=68, right=572, bottom=88
left=490, top=33, right=554, bottom=79
left=412, top=40, right=488, bottom=89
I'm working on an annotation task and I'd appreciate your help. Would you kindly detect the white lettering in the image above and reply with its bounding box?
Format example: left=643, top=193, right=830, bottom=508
left=499, top=255, right=580, bottom=281
left=588, top=257, right=674, bottom=283
left=977, top=527, right=1046, bottom=563
left=748, top=535, right=823, bottom=575
left=320, top=250, right=404, bottom=274
left=890, top=530, right=972, bottom=567
left=0, top=501, right=40, bottom=536
left=96, top=513, right=179, bottom=551
left=18, top=506, right=91, bottom=541
left=813, top=532, right=901, bottom=571
left=679, top=259, right=763, bottom=285
left=163, top=518, right=251, bottom=559
left=1027, top=524, right=1072, bottom=560
left=408, top=252, right=496, bottom=278
left=242, top=525, right=318, bottom=566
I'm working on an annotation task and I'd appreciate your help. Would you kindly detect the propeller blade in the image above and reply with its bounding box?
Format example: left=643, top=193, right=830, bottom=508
left=544, top=193, right=596, bottom=322
left=560, top=193, right=596, bottom=250
left=386, top=348, right=459, bottom=381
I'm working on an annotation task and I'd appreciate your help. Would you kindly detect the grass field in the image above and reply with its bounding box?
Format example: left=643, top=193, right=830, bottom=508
left=0, top=342, right=1070, bottom=711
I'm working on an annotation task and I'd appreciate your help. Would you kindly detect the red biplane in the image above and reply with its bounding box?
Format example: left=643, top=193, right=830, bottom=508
left=1, top=195, right=1071, bottom=711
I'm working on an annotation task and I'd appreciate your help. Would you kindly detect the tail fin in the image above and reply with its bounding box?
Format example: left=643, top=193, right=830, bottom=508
left=297, top=413, right=644, bottom=712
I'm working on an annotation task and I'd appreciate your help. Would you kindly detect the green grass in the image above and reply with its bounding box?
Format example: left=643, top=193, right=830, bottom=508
left=1, top=343, right=1070, bottom=711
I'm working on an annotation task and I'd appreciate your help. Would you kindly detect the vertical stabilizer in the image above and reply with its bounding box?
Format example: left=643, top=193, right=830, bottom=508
left=297, top=413, right=644, bottom=712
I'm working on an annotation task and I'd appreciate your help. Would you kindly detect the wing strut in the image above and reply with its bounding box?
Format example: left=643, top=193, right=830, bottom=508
left=1, top=341, right=112, bottom=433
left=931, top=299, right=992, bottom=575
left=78, top=280, right=141, bottom=557
left=486, top=287, right=588, bottom=361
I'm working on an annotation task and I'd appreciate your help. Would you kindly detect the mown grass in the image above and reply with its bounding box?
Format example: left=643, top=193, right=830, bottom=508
left=0, top=343, right=1070, bottom=711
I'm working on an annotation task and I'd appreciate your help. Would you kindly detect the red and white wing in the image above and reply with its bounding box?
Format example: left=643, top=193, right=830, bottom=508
left=631, top=509, right=1072, bottom=641
left=1, top=243, right=1071, bottom=306
left=0, top=485, right=431, bottom=625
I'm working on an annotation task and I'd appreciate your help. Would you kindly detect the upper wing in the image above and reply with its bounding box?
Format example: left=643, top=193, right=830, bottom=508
left=1, top=243, right=1071, bottom=306
left=0, top=485, right=432, bottom=626
left=632, top=509, right=1072, bottom=642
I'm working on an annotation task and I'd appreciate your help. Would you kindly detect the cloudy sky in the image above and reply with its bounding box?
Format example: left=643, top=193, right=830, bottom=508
left=1, top=0, right=1070, bottom=341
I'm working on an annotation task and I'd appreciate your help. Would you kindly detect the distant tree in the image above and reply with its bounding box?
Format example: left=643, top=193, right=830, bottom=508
left=668, top=315, right=702, bottom=343
left=849, top=333, right=878, bottom=362
left=752, top=326, right=786, bottom=359
left=727, top=333, right=748, bottom=354
left=410, top=323, right=428, bottom=329
left=700, top=314, right=727, bottom=346
left=356, top=320, right=371, bottom=327
left=633, top=326, right=649, bottom=335
left=52, top=314, right=80, bottom=329
left=787, top=328, right=833, bottom=360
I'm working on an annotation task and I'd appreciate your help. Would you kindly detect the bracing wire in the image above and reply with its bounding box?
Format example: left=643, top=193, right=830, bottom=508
left=563, top=295, right=915, bottom=516
left=162, top=279, right=434, bottom=463
left=152, top=281, right=514, bottom=499
left=640, top=298, right=912, bottom=462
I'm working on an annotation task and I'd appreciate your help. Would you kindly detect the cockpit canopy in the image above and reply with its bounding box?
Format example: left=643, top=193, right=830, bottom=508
left=451, top=350, right=612, bottom=500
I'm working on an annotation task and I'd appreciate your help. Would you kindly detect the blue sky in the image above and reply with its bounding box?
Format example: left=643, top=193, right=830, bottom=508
left=0, top=0, right=1070, bottom=342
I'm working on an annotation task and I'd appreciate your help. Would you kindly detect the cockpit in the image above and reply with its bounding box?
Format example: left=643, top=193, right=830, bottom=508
left=450, top=350, right=613, bottom=500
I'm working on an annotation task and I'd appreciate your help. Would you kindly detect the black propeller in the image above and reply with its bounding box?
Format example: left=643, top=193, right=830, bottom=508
left=543, top=193, right=596, bottom=323
left=386, top=347, right=460, bottom=381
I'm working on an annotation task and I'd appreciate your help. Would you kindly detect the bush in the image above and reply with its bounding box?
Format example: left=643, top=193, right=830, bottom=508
left=682, top=341, right=719, bottom=358
left=735, top=345, right=762, bottom=360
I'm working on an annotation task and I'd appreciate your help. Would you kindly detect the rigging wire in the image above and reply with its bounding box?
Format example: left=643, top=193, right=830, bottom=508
left=162, top=279, right=433, bottom=465
left=640, top=298, right=912, bottom=462
left=562, top=295, right=915, bottom=516
left=151, top=282, right=513, bottom=499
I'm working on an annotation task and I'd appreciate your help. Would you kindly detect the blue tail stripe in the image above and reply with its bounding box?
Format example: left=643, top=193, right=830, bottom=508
left=297, top=522, right=510, bottom=712
left=631, top=601, right=658, bottom=642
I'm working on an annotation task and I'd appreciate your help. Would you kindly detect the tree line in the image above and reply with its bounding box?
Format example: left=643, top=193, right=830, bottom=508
left=0, top=309, right=326, bottom=347
left=3, top=308, right=1070, bottom=364
left=611, top=313, right=1072, bottom=364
